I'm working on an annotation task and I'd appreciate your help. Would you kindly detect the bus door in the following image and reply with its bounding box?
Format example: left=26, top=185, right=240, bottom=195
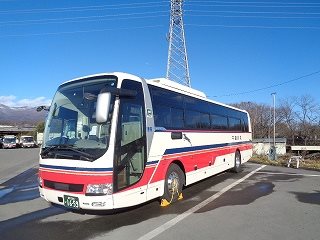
left=113, top=80, right=147, bottom=208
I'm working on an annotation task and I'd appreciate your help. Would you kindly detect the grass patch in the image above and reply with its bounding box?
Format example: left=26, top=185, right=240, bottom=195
left=249, top=154, right=320, bottom=171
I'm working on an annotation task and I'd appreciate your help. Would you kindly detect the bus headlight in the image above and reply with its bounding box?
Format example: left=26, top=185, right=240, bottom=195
left=38, top=176, right=43, bottom=187
left=86, top=183, right=113, bottom=196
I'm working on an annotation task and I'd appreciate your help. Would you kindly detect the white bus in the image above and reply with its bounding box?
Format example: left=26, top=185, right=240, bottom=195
left=38, top=72, right=252, bottom=210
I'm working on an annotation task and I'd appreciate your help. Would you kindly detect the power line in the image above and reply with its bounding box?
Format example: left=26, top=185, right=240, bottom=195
left=1, top=2, right=318, bottom=36
left=186, top=1, right=320, bottom=5
left=186, top=13, right=320, bottom=19
left=185, top=9, right=320, bottom=15
left=0, top=24, right=165, bottom=38
left=2, top=2, right=318, bottom=28
left=0, top=11, right=168, bottom=26
left=0, top=1, right=168, bottom=14
left=211, top=70, right=320, bottom=97
left=1, top=14, right=168, bottom=27
left=186, top=23, right=320, bottom=30
left=185, top=3, right=320, bottom=8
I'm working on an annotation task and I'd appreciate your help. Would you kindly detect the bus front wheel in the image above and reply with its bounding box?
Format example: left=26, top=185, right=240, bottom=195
left=161, top=163, right=184, bottom=206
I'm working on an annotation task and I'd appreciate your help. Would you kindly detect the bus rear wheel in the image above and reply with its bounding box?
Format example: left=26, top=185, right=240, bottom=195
left=161, top=163, right=184, bottom=206
left=232, top=151, right=242, bottom=173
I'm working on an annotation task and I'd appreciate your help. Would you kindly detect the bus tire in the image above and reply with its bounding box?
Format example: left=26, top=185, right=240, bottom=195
left=162, top=163, right=184, bottom=205
left=232, top=151, right=242, bottom=173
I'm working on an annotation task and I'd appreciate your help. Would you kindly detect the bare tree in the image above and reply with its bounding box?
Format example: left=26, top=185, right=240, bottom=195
left=232, top=102, right=270, bottom=139
left=232, top=95, right=320, bottom=145
left=277, top=97, right=298, bottom=144
left=294, top=95, right=320, bottom=145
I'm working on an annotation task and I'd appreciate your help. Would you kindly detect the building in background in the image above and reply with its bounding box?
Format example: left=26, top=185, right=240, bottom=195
left=253, top=138, right=287, bottom=155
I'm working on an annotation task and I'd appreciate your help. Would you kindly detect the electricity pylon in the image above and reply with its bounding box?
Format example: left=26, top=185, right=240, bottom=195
left=166, top=0, right=191, bottom=87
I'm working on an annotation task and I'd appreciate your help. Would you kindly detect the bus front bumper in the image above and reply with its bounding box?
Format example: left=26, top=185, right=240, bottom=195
left=39, top=187, right=114, bottom=210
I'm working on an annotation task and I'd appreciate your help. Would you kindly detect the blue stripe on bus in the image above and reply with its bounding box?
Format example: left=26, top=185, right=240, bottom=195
left=39, top=164, right=113, bottom=172
left=146, top=160, right=159, bottom=165
left=164, top=141, right=251, bottom=155
left=40, top=141, right=250, bottom=172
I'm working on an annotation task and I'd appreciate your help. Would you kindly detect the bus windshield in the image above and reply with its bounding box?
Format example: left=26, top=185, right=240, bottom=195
left=41, top=76, right=117, bottom=161
left=4, top=137, right=16, bottom=143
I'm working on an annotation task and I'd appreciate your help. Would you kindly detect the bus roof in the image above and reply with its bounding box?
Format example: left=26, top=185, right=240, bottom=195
left=59, top=72, right=142, bottom=87
left=147, top=78, right=206, bottom=98
left=58, top=72, right=248, bottom=115
left=147, top=77, right=248, bottom=115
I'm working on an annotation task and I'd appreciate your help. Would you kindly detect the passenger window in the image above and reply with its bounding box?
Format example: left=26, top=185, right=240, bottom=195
left=185, top=110, right=209, bottom=129
left=211, top=114, right=228, bottom=130
left=171, top=108, right=184, bottom=129
left=153, top=104, right=171, bottom=130
left=229, top=117, right=242, bottom=131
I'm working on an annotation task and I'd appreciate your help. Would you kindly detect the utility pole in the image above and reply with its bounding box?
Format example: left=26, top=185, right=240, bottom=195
left=166, top=0, right=191, bottom=87
left=269, top=92, right=277, bottom=160
left=272, top=92, right=276, bottom=147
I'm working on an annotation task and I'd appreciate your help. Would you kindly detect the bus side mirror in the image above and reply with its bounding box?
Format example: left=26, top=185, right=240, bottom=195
left=96, top=92, right=111, bottom=123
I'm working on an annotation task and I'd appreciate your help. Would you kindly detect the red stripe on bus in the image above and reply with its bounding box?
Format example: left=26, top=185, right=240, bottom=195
left=39, top=170, right=113, bottom=194
left=149, top=144, right=252, bottom=184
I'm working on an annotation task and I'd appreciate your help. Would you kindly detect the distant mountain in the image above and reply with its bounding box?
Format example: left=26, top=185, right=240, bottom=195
left=0, top=104, right=47, bottom=125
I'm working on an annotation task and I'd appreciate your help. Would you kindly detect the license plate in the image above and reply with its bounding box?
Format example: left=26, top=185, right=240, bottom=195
left=63, top=195, right=80, bottom=209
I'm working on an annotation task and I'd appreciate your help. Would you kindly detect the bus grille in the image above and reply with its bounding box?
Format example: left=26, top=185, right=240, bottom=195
left=44, top=180, right=84, bottom=192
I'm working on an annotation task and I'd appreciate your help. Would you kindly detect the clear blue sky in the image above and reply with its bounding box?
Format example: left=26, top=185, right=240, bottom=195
left=0, top=0, right=319, bottom=108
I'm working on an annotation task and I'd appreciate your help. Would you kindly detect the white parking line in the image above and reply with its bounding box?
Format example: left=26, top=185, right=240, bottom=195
left=138, top=165, right=266, bottom=240
left=257, top=171, right=320, bottom=177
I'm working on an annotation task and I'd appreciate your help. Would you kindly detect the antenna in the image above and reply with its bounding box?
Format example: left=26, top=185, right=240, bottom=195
left=166, top=0, right=191, bottom=87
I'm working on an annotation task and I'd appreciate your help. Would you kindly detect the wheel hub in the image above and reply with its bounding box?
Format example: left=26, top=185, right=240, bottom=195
left=167, top=171, right=180, bottom=193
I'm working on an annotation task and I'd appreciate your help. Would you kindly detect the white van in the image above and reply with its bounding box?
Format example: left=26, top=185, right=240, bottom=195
left=19, top=136, right=36, bottom=148
left=3, top=135, right=17, bottom=149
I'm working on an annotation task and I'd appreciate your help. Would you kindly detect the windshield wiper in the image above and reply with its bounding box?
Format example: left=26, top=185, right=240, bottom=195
left=41, top=145, right=94, bottom=161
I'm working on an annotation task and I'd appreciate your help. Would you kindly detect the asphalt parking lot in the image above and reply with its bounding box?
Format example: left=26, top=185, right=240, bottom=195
left=0, top=149, right=319, bottom=240
left=0, top=148, right=40, bottom=184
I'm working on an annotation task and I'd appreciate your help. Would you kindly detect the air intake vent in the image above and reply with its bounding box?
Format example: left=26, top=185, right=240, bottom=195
left=44, top=180, right=83, bottom=192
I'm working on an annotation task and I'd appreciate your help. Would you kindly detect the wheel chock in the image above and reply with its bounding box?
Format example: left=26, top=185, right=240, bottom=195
left=160, top=199, right=171, bottom=207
